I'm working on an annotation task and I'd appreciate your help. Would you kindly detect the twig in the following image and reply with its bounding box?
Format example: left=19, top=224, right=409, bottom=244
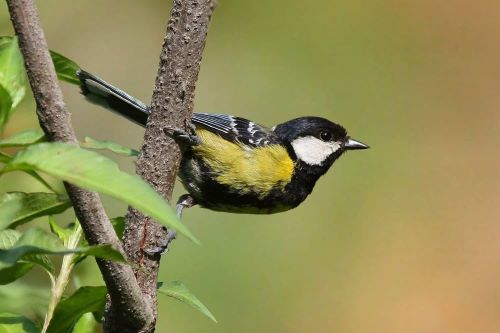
left=41, top=223, right=82, bottom=333
left=6, top=1, right=154, bottom=332
left=121, top=0, right=217, bottom=328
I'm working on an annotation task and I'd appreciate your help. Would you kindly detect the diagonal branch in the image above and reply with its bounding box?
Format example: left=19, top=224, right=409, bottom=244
left=120, top=0, right=216, bottom=330
left=6, top=0, right=154, bottom=331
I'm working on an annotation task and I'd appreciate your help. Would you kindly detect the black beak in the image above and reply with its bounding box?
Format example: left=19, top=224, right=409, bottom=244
left=344, top=137, right=369, bottom=150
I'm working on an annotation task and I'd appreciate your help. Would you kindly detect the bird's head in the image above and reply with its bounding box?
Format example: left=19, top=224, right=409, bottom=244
left=273, top=116, right=369, bottom=173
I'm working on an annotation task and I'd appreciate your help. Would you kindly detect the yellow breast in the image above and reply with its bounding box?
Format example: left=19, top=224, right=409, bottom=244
left=192, top=129, right=295, bottom=198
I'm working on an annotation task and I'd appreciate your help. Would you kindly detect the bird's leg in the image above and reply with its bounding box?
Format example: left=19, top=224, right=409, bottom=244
left=176, top=193, right=197, bottom=219
left=165, top=194, right=197, bottom=244
left=145, top=194, right=197, bottom=255
left=163, top=120, right=200, bottom=146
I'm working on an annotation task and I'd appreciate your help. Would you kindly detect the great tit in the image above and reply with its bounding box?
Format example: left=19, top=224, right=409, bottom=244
left=77, top=70, right=369, bottom=218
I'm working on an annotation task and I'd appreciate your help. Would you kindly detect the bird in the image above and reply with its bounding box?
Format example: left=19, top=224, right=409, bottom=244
left=77, top=69, right=368, bottom=222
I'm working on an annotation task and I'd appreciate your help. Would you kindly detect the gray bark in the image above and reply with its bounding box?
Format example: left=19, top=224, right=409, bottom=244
left=6, top=0, right=154, bottom=332
left=121, top=0, right=216, bottom=331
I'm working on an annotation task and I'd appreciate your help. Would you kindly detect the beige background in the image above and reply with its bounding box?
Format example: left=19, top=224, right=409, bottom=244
left=1, top=1, right=498, bottom=332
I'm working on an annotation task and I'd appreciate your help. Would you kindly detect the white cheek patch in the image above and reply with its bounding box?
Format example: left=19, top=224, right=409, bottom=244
left=291, top=136, right=342, bottom=166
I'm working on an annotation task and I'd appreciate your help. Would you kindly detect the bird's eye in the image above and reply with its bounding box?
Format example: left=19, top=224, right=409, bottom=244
left=319, top=130, right=332, bottom=142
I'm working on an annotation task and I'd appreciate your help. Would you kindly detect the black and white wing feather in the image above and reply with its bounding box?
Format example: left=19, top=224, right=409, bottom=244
left=192, top=113, right=281, bottom=147
left=76, top=74, right=280, bottom=147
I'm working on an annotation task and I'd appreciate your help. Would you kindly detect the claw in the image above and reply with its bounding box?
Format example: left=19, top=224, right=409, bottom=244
left=163, top=126, right=200, bottom=146
left=144, top=228, right=177, bottom=255
left=144, top=194, right=197, bottom=256
left=184, top=119, right=197, bottom=135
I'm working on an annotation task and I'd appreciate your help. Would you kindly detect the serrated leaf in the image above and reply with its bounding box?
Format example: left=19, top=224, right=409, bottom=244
left=0, top=313, right=39, bottom=333
left=2, top=142, right=198, bottom=243
left=0, top=262, right=33, bottom=285
left=0, top=36, right=26, bottom=130
left=158, top=281, right=217, bottom=322
left=50, top=50, right=80, bottom=85
left=0, top=85, right=12, bottom=131
left=0, top=228, right=126, bottom=270
left=0, top=192, right=72, bottom=230
left=46, top=286, right=106, bottom=333
left=0, top=130, right=45, bottom=148
left=81, top=136, right=139, bottom=157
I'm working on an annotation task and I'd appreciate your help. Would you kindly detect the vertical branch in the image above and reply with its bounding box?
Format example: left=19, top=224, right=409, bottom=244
left=6, top=1, right=154, bottom=332
left=121, top=0, right=216, bottom=328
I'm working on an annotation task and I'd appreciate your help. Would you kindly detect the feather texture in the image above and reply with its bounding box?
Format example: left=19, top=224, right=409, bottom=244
left=191, top=129, right=294, bottom=198
left=192, top=113, right=281, bottom=147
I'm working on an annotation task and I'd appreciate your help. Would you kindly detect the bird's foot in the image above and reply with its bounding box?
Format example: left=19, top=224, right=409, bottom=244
left=163, top=121, right=200, bottom=146
left=144, top=194, right=197, bottom=256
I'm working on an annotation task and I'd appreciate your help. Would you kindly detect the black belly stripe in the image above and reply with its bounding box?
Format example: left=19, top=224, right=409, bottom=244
left=178, top=153, right=310, bottom=214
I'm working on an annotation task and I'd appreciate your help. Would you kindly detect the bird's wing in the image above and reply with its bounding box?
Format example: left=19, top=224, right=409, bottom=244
left=192, top=113, right=281, bottom=147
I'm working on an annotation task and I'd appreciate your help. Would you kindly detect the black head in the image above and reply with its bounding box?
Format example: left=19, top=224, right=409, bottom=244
left=273, top=116, right=368, bottom=170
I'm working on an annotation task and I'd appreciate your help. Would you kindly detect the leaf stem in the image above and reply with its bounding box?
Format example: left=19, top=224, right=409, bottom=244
left=41, top=223, right=82, bottom=333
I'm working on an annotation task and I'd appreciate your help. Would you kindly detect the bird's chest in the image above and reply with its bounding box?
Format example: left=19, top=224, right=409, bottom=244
left=178, top=140, right=306, bottom=214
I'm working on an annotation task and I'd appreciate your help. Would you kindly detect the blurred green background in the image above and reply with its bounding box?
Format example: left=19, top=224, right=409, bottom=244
left=1, top=0, right=498, bottom=332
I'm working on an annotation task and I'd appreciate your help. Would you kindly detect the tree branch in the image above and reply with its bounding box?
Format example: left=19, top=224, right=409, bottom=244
left=120, top=0, right=216, bottom=329
left=6, top=1, right=154, bottom=331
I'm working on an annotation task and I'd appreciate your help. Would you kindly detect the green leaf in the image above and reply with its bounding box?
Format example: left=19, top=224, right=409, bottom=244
left=78, top=244, right=126, bottom=263
left=0, top=37, right=26, bottom=108
left=0, top=130, right=45, bottom=148
left=72, top=217, right=128, bottom=266
left=46, top=286, right=106, bottom=333
left=71, top=313, right=96, bottom=333
left=158, top=281, right=217, bottom=322
left=0, top=152, right=56, bottom=192
left=24, top=253, right=55, bottom=275
left=81, top=136, right=139, bottom=157
left=110, top=216, right=125, bottom=239
left=0, top=262, right=33, bottom=285
left=0, top=229, right=21, bottom=248
left=0, top=192, right=72, bottom=230
left=48, top=217, right=73, bottom=244
left=71, top=244, right=127, bottom=266
left=0, top=37, right=26, bottom=131
left=0, top=313, right=39, bottom=333
left=0, top=85, right=12, bottom=131
left=0, top=284, right=49, bottom=316
left=0, top=152, right=10, bottom=164
left=0, top=229, right=54, bottom=274
left=50, top=51, right=80, bottom=85
left=0, top=228, right=126, bottom=271
left=23, top=171, right=58, bottom=192
left=2, top=142, right=197, bottom=243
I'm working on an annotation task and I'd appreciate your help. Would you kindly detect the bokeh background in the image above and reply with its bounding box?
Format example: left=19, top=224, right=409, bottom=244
left=1, top=0, right=499, bottom=332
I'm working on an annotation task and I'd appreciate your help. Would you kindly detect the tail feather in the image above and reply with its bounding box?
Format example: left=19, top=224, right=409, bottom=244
left=77, top=70, right=150, bottom=127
